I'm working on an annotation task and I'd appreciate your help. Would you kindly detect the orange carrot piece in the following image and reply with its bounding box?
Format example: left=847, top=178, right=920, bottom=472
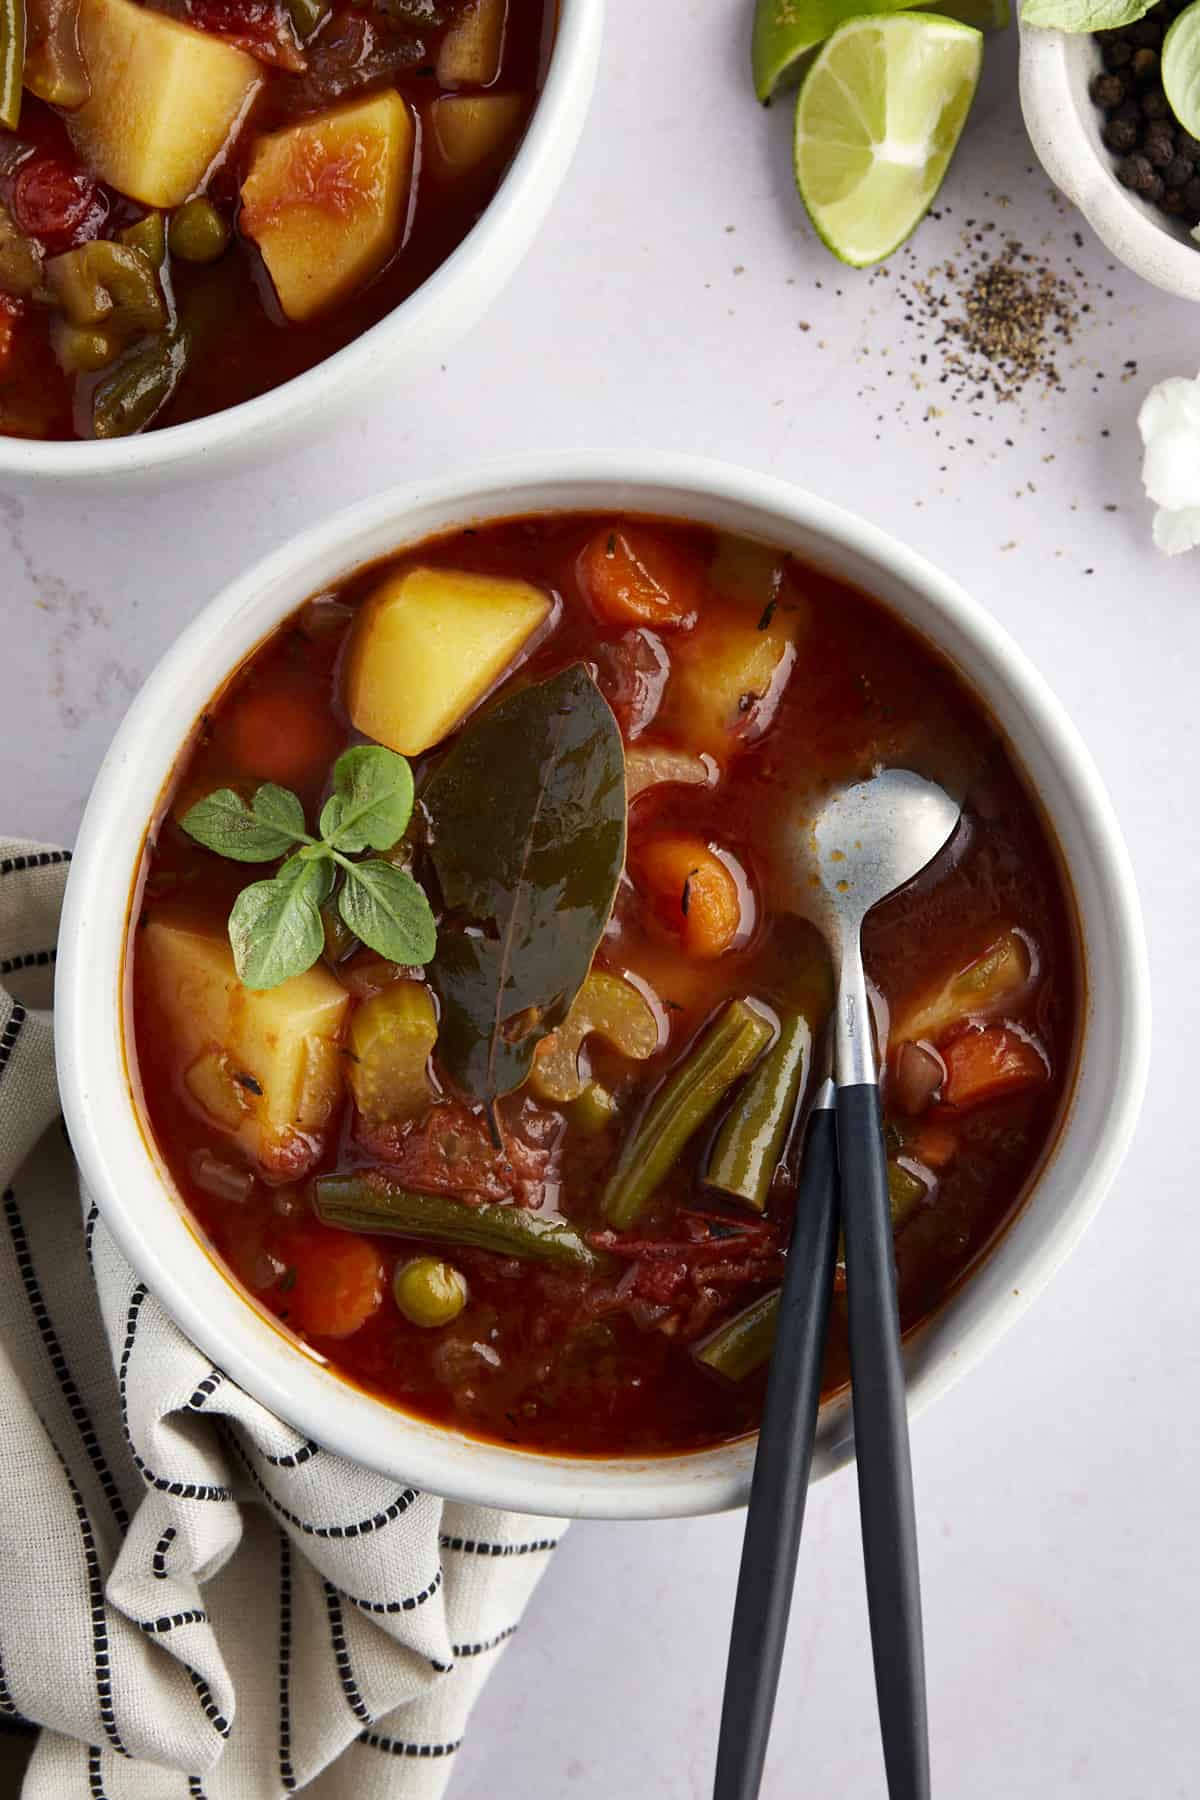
left=280, top=1224, right=384, bottom=1340
left=635, top=835, right=746, bottom=959
left=940, top=1025, right=1047, bottom=1113
left=223, top=687, right=342, bottom=790
left=578, top=527, right=703, bottom=630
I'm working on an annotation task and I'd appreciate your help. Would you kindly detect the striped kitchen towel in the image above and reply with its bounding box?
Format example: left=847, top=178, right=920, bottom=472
left=0, top=842, right=566, bottom=1799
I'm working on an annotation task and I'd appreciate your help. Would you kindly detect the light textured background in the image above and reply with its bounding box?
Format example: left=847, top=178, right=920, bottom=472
left=3, top=5, right=1197, bottom=1796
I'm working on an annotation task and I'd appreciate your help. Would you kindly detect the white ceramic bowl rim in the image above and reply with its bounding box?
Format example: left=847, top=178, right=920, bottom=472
left=0, top=0, right=599, bottom=479
left=56, top=452, right=1152, bottom=1519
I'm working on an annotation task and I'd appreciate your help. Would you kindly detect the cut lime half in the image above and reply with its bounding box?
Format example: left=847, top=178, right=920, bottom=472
left=753, top=0, right=1005, bottom=103
left=793, top=12, right=983, bottom=268
left=1163, top=0, right=1200, bottom=138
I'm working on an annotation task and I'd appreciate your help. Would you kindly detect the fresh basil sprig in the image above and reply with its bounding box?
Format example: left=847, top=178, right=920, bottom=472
left=180, top=745, right=437, bottom=990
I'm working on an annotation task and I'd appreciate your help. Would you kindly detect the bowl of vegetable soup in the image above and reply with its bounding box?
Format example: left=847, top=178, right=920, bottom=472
left=0, top=0, right=601, bottom=481
left=56, top=454, right=1150, bottom=1517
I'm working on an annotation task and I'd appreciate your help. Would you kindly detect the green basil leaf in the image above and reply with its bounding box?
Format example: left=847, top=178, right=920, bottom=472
left=423, top=665, right=627, bottom=1108
left=321, top=746, right=415, bottom=854
left=252, top=784, right=309, bottom=840
left=180, top=787, right=303, bottom=862
left=338, top=859, right=437, bottom=966
left=1021, top=0, right=1152, bottom=29
left=228, top=862, right=327, bottom=989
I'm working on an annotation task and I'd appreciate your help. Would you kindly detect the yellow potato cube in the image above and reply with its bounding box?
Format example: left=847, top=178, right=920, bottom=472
left=141, top=916, right=349, bottom=1180
left=69, top=0, right=261, bottom=209
left=437, top=0, right=507, bottom=86
left=427, top=93, right=523, bottom=176
left=345, top=565, right=552, bottom=756
left=665, top=600, right=809, bottom=757
left=240, top=91, right=413, bottom=323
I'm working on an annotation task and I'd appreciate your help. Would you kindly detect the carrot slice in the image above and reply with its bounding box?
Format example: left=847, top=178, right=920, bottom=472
left=940, top=1025, right=1047, bottom=1113
left=578, top=527, right=703, bottom=630
left=278, top=1223, right=384, bottom=1340
left=634, top=835, right=747, bottom=959
left=222, top=687, right=342, bottom=790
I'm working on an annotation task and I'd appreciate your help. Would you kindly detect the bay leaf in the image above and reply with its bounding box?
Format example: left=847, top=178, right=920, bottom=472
left=423, top=664, right=627, bottom=1108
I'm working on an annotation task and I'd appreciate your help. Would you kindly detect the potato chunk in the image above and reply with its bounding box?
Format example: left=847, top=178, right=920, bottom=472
left=142, top=916, right=349, bottom=1180
left=665, top=599, right=808, bottom=757
left=240, top=91, right=413, bottom=323
left=69, top=0, right=261, bottom=208
left=437, top=0, right=507, bottom=86
left=428, top=94, right=523, bottom=176
left=345, top=565, right=551, bottom=756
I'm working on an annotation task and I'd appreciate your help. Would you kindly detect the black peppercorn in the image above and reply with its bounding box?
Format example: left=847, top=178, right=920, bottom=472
left=1184, top=174, right=1200, bottom=211
left=1142, top=88, right=1172, bottom=120
left=1165, top=153, right=1195, bottom=187
left=1104, top=37, right=1134, bottom=68
left=1178, top=130, right=1200, bottom=158
left=1146, top=172, right=1166, bottom=201
left=1145, top=126, right=1177, bottom=165
left=1130, top=17, right=1162, bottom=46
left=1162, top=187, right=1189, bottom=214
left=1113, top=96, right=1143, bottom=126
left=1132, top=46, right=1160, bottom=82
left=1103, top=116, right=1140, bottom=152
left=1118, top=151, right=1157, bottom=190
left=1090, top=70, right=1127, bottom=107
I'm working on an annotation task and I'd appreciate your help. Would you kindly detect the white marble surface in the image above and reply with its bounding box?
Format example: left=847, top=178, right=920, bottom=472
left=4, top=6, right=1198, bottom=1796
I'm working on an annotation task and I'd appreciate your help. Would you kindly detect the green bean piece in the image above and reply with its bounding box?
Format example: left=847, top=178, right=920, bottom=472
left=393, top=1256, right=468, bottom=1327
left=50, top=317, right=121, bottom=373
left=168, top=197, right=230, bottom=265
left=284, top=0, right=330, bottom=39
left=888, top=1158, right=927, bottom=1228
left=0, top=206, right=43, bottom=298
left=601, top=999, right=775, bottom=1231
left=46, top=241, right=165, bottom=336
left=694, top=1289, right=779, bottom=1383
left=706, top=1011, right=811, bottom=1211
left=0, top=0, right=24, bottom=131
left=91, top=332, right=187, bottom=439
left=121, top=212, right=166, bottom=268
left=314, top=1173, right=613, bottom=1274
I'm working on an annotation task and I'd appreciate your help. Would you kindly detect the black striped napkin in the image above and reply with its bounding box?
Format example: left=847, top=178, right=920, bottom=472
left=0, top=842, right=566, bottom=1798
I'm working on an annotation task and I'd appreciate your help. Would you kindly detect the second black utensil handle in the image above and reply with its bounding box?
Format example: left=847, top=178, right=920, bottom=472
left=712, top=1099, right=839, bottom=1800
left=837, top=1082, right=930, bottom=1800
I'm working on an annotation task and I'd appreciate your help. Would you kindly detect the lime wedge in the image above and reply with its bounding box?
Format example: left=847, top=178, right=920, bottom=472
left=793, top=12, right=983, bottom=268
left=753, top=0, right=1004, bottom=103
left=1163, top=0, right=1200, bottom=138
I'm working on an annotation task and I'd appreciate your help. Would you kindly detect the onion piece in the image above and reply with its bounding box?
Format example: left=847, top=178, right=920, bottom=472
left=891, top=1039, right=945, bottom=1116
left=625, top=743, right=718, bottom=802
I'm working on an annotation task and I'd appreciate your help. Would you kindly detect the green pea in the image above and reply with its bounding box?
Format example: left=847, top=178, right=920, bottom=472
left=393, top=1257, right=468, bottom=1328
left=169, top=198, right=231, bottom=266
left=50, top=318, right=121, bottom=375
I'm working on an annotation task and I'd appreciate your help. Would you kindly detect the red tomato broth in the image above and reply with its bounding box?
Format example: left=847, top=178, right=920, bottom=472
left=127, top=512, right=1081, bottom=1457
left=0, top=0, right=551, bottom=440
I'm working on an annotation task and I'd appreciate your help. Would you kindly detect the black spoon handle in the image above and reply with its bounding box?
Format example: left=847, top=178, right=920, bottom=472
left=712, top=1093, right=840, bottom=1800
left=837, top=1082, right=930, bottom=1800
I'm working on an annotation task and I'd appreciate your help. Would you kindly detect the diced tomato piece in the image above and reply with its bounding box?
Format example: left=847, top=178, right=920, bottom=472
left=12, top=158, right=108, bottom=254
left=911, top=1121, right=959, bottom=1169
left=578, top=527, right=703, bottom=630
left=278, top=1222, right=383, bottom=1340
left=633, top=835, right=749, bottom=959
left=221, top=686, right=343, bottom=789
left=188, top=0, right=306, bottom=70
left=940, top=1025, right=1047, bottom=1113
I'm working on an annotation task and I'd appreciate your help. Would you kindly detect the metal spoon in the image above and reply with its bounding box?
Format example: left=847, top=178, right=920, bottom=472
left=810, top=768, right=961, bottom=1800
left=712, top=768, right=960, bottom=1800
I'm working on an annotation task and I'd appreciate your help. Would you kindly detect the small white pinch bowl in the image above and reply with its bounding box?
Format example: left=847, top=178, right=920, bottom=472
left=0, top=0, right=603, bottom=489
left=1020, top=14, right=1200, bottom=300
left=56, top=453, right=1151, bottom=1519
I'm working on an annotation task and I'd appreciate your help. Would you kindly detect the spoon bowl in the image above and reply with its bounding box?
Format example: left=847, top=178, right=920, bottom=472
left=808, top=768, right=964, bottom=938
